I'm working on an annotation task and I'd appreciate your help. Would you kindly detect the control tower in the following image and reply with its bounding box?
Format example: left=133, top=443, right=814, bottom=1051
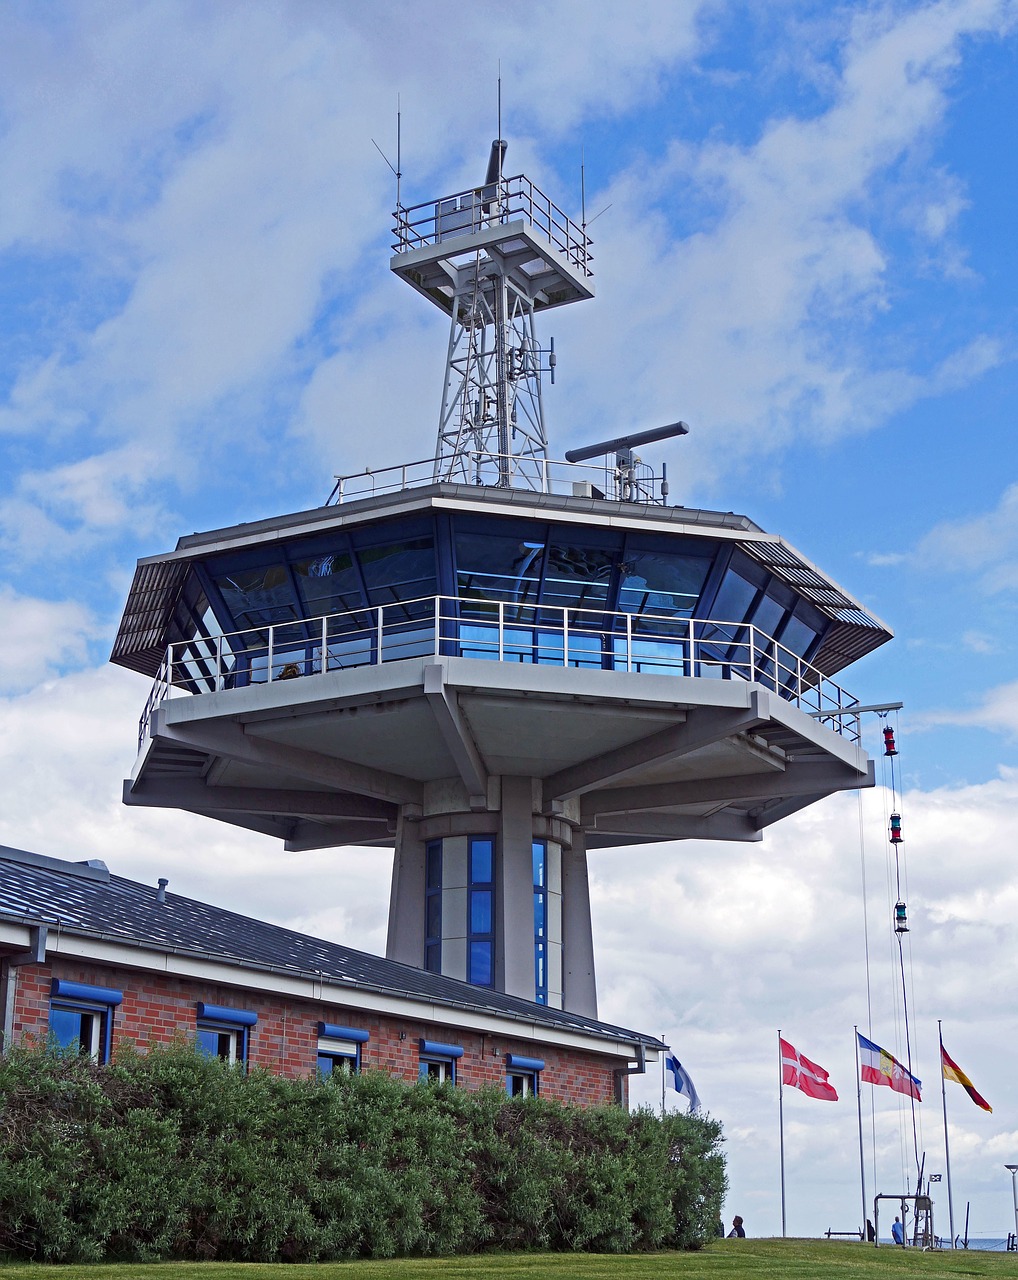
left=112, top=142, right=891, bottom=1018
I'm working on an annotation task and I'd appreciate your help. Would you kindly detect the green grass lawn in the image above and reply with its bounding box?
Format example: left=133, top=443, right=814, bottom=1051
left=1, top=1241, right=1014, bottom=1280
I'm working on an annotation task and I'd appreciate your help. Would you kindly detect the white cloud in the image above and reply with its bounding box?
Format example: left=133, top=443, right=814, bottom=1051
left=916, top=483, right=1018, bottom=584
left=0, top=587, right=95, bottom=692
left=549, top=0, right=1015, bottom=493
left=921, top=681, right=1018, bottom=734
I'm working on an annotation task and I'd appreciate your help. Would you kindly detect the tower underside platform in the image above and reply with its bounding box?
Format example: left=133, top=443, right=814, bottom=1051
left=130, top=656, right=871, bottom=854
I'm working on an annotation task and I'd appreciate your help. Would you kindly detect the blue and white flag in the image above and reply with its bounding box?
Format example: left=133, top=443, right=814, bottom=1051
left=664, top=1054, right=701, bottom=1112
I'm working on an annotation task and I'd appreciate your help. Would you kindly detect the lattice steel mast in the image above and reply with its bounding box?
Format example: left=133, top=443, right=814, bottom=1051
left=391, top=139, right=593, bottom=489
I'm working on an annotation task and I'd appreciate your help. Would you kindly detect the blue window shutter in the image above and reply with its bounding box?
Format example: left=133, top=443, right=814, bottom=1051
left=317, top=1022, right=369, bottom=1043
left=196, top=1002, right=257, bottom=1027
left=506, top=1054, right=545, bottom=1072
left=420, top=1039, right=463, bottom=1059
left=51, top=979, right=123, bottom=1007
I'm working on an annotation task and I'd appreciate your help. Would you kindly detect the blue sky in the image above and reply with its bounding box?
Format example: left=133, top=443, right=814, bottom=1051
left=2, top=0, right=1018, bottom=1243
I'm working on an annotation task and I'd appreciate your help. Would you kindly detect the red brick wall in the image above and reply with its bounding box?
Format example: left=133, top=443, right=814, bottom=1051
left=7, top=957, right=625, bottom=1107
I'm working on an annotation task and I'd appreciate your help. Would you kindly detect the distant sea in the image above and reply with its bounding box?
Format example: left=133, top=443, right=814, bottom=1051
left=945, top=1237, right=1011, bottom=1252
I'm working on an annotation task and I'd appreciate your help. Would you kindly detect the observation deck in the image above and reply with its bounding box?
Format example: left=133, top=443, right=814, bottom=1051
left=391, top=173, right=594, bottom=315
left=115, top=480, right=889, bottom=854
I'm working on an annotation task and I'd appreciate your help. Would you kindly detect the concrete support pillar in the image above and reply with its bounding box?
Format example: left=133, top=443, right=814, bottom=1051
left=385, top=815, right=426, bottom=967
left=562, top=829, right=597, bottom=1018
left=497, top=776, right=537, bottom=1001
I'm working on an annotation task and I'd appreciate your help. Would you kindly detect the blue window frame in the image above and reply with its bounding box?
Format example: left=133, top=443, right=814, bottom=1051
left=425, top=840, right=443, bottom=974
left=317, top=1021, right=368, bottom=1076
left=195, top=1002, right=256, bottom=1065
left=49, top=979, right=122, bottom=1063
left=506, top=1053, right=544, bottom=1097
left=467, top=837, right=494, bottom=987
left=533, top=840, right=548, bottom=1005
left=418, top=1038, right=463, bottom=1084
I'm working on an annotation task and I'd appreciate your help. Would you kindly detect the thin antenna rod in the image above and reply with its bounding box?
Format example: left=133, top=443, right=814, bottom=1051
left=396, top=95, right=402, bottom=211
left=497, top=64, right=502, bottom=153
left=581, top=146, right=586, bottom=229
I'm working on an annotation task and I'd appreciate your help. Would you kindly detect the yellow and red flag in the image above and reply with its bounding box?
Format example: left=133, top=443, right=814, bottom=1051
left=941, top=1044, right=991, bottom=1112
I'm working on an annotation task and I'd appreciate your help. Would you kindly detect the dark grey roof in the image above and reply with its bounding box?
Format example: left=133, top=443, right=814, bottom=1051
left=0, top=844, right=658, bottom=1051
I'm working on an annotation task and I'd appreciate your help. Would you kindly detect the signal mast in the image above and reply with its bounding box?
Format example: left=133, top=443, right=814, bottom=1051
left=391, top=139, right=594, bottom=489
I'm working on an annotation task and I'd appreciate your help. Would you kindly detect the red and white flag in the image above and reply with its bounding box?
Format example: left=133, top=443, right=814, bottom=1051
left=780, top=1037, right=839, bottom=1101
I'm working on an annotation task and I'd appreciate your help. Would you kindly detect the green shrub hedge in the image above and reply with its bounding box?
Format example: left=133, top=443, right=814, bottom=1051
left=0, top=1045, right=726, bottom=1262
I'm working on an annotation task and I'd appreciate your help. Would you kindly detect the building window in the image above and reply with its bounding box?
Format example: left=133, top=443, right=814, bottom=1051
left=506, top=1053, right=544, bottom=1097
left=49, top=979, right=123, bottom=1063
left=195, top=1002, right=257, bottom=1065
left=533, top=839, right=548, bottom=1005
left=425, top=839, right=442, bottom=974
left=317, top=1021, right=369, bottom=1076
left=468, top=836, right=494, bottom=987
left=418, top=1039, right=463, bottom=1084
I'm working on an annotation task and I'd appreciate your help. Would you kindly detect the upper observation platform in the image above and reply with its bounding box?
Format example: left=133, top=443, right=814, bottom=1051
left=391, top=171, right=594, bottom=316
left=112, top=477, right=891, bottom=854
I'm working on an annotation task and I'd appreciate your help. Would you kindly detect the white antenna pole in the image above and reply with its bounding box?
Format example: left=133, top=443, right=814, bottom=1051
left=581, top=146, right=586, bottom=230
left=396, top=95, right=402, bottom=212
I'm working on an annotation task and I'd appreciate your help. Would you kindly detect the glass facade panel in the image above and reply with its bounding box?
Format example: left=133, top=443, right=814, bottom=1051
left=533, top=840, right=548, bottom=1005
left=780, top=613, right=819, bottom=658
left=292, top=552, right=361, bottom=618
left=455, top=531, right=544, bottom=610
left=751, top=592, right=785, bottom=639
left=470, top=839, right=493, bottom=883
left=541, top=539, right=615, bottom=612
left=469, top=940, right=493, bottom=986
left=358, top=536, right=436, bottom=612
left=425, top=839, right=442, bottom=975
left=711, top=569, right=758, bottom=624
left=618, top=550, right=711, bottom=619
left=214, top=564, right=297, bottom=629
left=467, top=837, right=494, bottom=988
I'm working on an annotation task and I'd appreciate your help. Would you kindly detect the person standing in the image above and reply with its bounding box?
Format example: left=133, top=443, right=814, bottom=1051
left=727, top=1215, right=746, bottom=1238
left=891, top=1216, right=905, bottom=1246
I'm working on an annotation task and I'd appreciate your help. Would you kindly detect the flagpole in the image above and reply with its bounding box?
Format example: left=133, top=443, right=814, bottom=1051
left=778, top=1029, right=787, bottom=1237
left=855, top=1027, right=867, bottom=1238
left=661, top=1035, right=666, bottom=1119
left=939, top=1020, right=956, bottom=1248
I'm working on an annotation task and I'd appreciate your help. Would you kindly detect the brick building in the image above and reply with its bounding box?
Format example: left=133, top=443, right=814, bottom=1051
left=0, top=843, right=659, bottom=1105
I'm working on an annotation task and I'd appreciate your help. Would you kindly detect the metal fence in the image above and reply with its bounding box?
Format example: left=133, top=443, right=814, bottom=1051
left=138, top=596, right=861, bottom=747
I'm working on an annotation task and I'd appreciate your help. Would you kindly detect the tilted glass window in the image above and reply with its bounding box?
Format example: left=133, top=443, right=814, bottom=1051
left=213, top=563, right=298, bottom=629
left=454, top=530, right=545, bottom=612
left=292, top=551, right=361, bottom=618
left=618, top=548, right=712, bottom=621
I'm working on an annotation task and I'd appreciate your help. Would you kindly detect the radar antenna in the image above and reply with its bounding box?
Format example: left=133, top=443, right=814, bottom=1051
left=565, top=421, right=688, bottom=504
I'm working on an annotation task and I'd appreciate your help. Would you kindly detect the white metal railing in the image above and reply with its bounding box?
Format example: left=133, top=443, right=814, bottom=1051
left=326, top=449, right=665, bottom=506
left=138, top=596, right=862, bottom=748
left=393, top=174, right=592, bottom=276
